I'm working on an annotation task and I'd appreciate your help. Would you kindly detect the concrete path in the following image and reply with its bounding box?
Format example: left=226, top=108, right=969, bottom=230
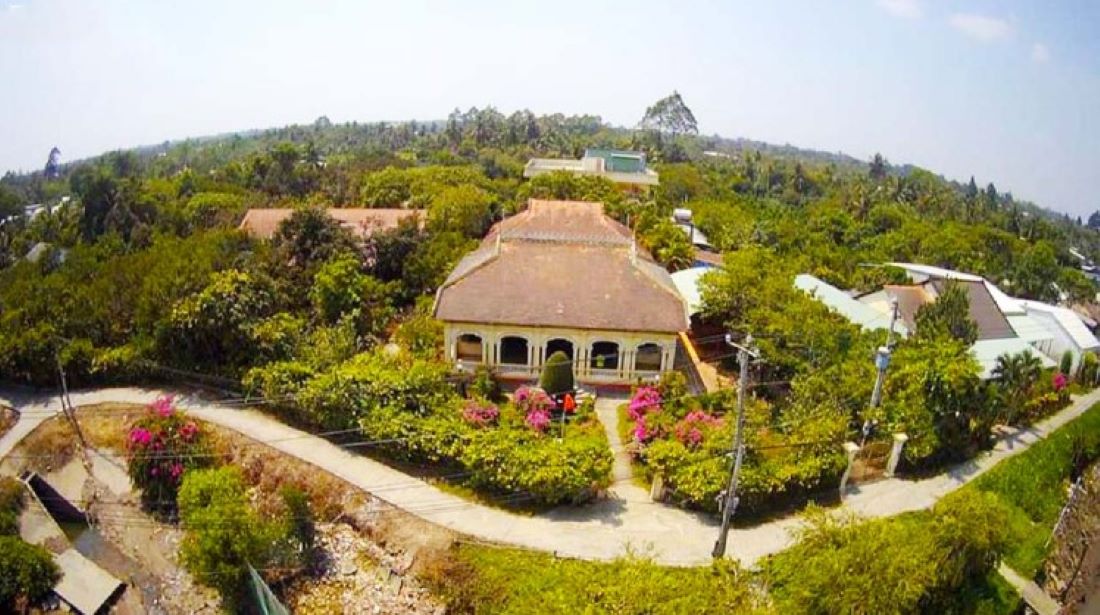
left=2, top=386, right=1098, bottom=567
left=998, top=563, right=1060, bottom=615
left=593, top=396, right=647, bottom=500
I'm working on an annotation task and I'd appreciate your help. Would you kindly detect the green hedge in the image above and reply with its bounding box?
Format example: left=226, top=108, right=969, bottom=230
left=763, top=490, right=1012, bottom=614
left=246, top=350, right=613, bottom=506
left=964, top=401, right=1100, bottom=575
left=423, top=543, right=770, bottom=614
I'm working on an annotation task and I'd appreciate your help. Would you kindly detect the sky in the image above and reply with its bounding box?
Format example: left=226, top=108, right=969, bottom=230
left=1, top=0, right=1098, bottom=216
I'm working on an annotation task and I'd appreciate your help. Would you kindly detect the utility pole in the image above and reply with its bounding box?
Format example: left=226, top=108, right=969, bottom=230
left=54, top=350, right=88, bottom=451
left=868, top=297, right=900, bottom=410
left=712, top=333, right=757, bottom=559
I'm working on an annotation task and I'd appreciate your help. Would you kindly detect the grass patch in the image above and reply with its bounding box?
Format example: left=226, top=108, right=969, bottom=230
left=961, top=402, right=1100, bottom=576
left=420, top=542, right=771, bottom=614
left=17, top=417, right=77, bottom=472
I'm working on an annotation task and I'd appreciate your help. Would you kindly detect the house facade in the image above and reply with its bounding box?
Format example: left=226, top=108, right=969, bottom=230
left=238, top=208, right=422, bottom=240
left=434, top=200, right=688, bottom=385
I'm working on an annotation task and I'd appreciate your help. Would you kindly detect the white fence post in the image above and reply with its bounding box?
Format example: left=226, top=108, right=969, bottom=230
left=885, top=433, right=908, bottom=478
left=839, top=442, right=860, bottom=498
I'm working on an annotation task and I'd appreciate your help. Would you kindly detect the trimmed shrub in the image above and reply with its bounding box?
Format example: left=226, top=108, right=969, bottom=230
left=539, top=350, right=574, bottom=395
left=1080, top=351, right=1099, bottom=385
left=1060, top=350, right=1074, bottom=378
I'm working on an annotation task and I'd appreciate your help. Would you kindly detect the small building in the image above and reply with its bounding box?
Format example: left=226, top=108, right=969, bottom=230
left=523, top=149, right=659, bottom=190
left=238, top=208, right=422, bottom=241
left=433, top=200, right=688, bottom=385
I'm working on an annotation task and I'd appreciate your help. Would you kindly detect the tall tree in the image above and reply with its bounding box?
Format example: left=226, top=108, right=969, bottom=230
left=639, top=91, right=699, bottom=136
left=43, top=147, right=62, bottom=180
left=914, top=280, right=979, bottom=346
left=868, top=153, right=887, bottom=181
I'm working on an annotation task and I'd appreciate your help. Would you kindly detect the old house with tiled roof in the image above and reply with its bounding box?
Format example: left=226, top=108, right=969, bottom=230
left=238, top=208, right=422, bottom=240
left=433, top=200, right=688, bottom=384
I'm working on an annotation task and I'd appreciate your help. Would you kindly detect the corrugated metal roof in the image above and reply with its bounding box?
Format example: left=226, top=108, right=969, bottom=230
left=1006, top=313, right=1056, bottom=342
left=523, top=158, right=660, bottom=186
left=795, top=274, right=910, bottom=335
left=672, top=267, right=711, bottom=315
left=971, top=338, right=1057, bottom=379
left=1017, top=299, right=1100, bottom=350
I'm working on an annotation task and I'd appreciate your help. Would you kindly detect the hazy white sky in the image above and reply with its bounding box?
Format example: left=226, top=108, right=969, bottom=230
left=1, top=0, right=1098, bottom=215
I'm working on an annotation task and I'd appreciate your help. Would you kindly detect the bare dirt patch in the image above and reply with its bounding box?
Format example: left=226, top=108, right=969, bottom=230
left=4, top=402, right=451, bottom=614
left=0, top=405, right=15, bottom=439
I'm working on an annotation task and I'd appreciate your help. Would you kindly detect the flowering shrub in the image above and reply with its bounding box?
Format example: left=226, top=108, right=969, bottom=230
left=525, top=408, right=552, bottom=433
left=627, top=386, right=662, bottom=421
left=462, top=399, right=500, bottom=427
left=126, top=395, right=210, bottom=515
left=516, top=386, right=555, bottom=433
left=1052, top=372, right=1068, bottom=392
left=673, top=411, right=722, bottom=449
left=628, top=386, right=664, bottom=443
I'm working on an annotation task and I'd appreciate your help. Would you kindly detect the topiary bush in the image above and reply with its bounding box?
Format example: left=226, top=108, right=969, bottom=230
left=1060, top=350, right=1074, bottom=378
left=539, top=350, right=574, bottom=395
left=1080, top=351, right=1099, bottom=386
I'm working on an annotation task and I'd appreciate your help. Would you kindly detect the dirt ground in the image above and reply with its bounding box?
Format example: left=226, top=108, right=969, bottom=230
left=2, top=402, right=450, bottom=614
left=0, top=405, right=16, bottom=440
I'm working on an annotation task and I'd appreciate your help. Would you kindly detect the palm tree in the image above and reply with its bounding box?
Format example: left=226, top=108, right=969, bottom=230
left=992, top=350, right=1043, bottom=423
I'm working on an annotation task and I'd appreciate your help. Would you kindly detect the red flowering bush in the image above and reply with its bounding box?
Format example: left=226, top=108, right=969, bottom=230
left=126, top=395, right=211, bottom=515
left=462, top=399, right=500, bottom=427
left=1052, top=372, right=1068, bottom=392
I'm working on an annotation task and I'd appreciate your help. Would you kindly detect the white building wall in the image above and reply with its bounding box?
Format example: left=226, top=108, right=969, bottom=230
left=443, top=322, right=679, bottom=385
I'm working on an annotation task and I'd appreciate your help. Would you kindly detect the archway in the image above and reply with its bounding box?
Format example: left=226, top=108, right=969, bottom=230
left=545, top=338, right=574, bottom=362
left=590, top=341, right=620, bottom=370
left=499, top=336, right=529, bottom=366
left=456, top=334, right=483, bottom=363
left=634, top=343, right=663, bottom=373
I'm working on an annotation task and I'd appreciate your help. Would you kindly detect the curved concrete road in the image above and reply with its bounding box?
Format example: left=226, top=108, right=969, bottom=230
left=2, top=386, right=1097, bottom=567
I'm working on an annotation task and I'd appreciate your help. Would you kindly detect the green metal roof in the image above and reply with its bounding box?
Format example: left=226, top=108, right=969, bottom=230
left=584, top=148, right=646, bottom=173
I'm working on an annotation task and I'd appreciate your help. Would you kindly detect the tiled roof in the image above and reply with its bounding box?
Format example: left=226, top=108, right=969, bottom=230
left=238, top=208, right=422, bottom=240
left=435, top=200, right=688, bottom=334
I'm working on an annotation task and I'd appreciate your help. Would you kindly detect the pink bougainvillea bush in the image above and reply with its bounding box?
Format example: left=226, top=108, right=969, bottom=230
left=515, top=385, right=555, bottom=434
left=462, top=399, right=500, bottom=427
left=126, top=395, right=210, bottom=515
left=628, top=386, right=663, bottom=444
left=672, top=410, right=722, bottom=449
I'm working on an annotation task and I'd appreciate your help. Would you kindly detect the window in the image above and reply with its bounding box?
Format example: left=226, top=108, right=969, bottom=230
left=635, top=343, right=663, bottom=372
